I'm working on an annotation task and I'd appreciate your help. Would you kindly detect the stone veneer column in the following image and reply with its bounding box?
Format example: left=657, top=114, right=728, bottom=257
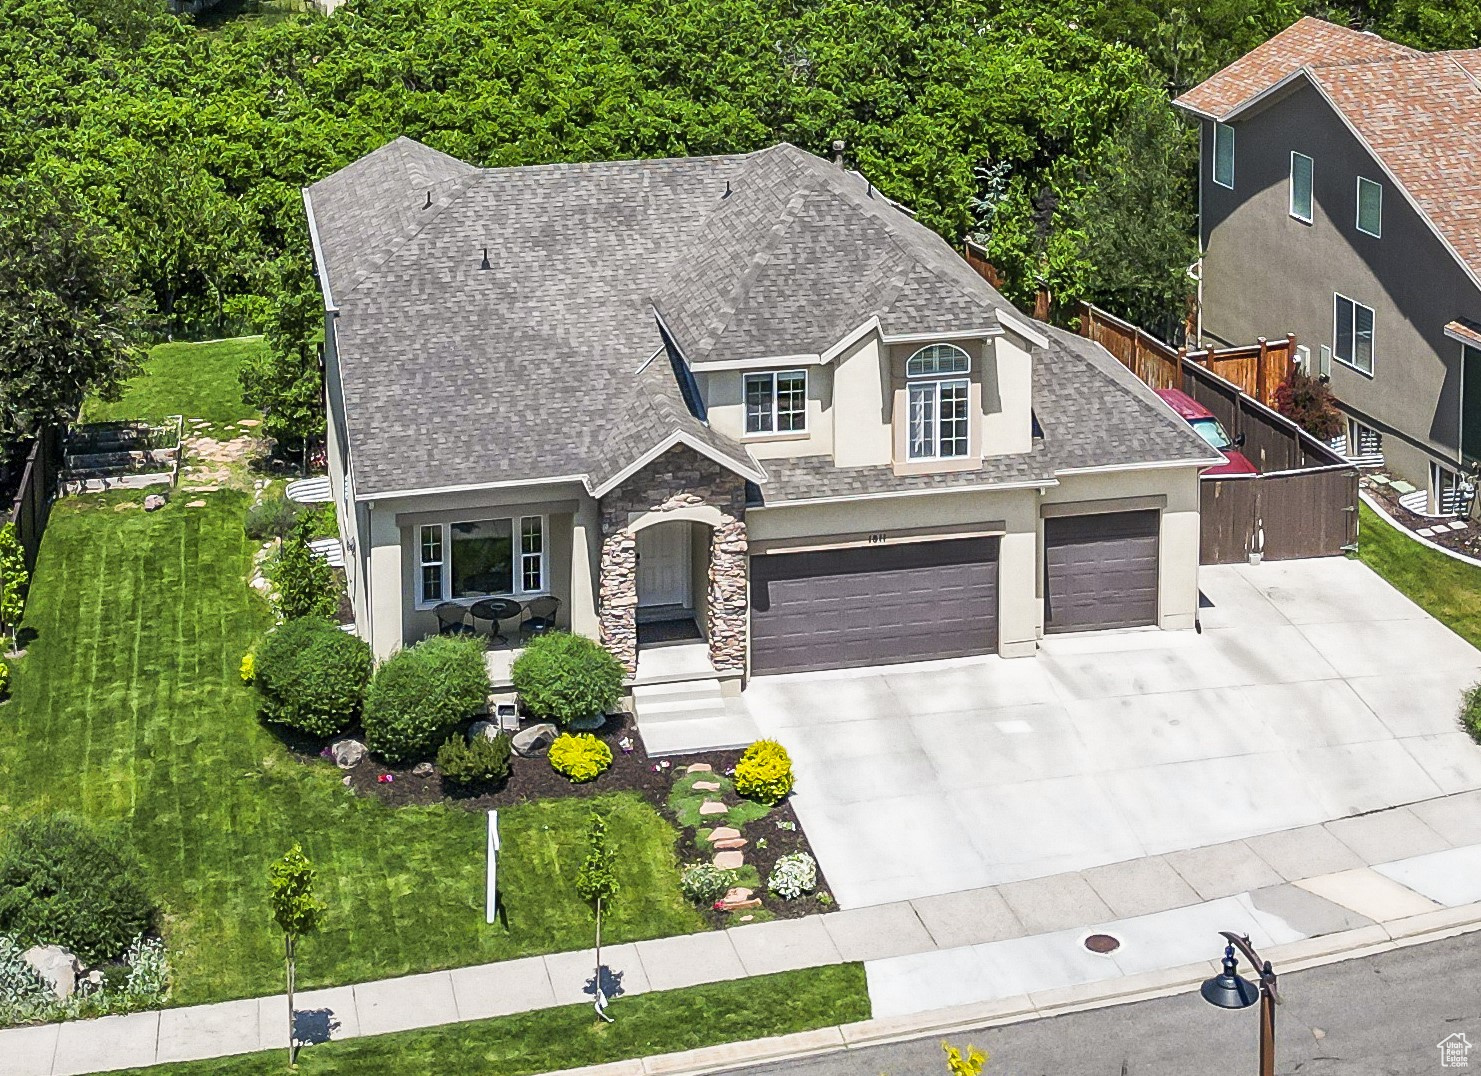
left=707, top=514, right=748, bottom=673
left=598, top=528, right=638, bottom=673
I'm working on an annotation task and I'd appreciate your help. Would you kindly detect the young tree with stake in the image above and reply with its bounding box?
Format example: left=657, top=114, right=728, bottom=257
left=575, top=810, right=618, bottom=1022
left=269, top=844, right=326, bottom=1066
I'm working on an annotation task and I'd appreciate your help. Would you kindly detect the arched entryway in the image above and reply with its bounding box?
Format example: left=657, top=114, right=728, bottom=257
left=635, top=517, right=710, bottom=647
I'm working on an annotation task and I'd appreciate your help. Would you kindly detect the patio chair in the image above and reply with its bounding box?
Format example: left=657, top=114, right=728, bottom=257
left=434, top=602, right=473, bottom=636
left=520, top=596, right=561, bottom=640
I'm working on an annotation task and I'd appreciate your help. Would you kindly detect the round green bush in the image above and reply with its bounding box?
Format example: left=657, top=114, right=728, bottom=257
left=244, top=496, right=300, bottom=541
left=0, top=816, right=156, bottom=964
left=364, top=635, right=492, bottom=763
left=1463, top=682, right=1481, bottom=745
left=255, top=617, right=372, bottom=737
left=436, top=731, right=513, bottom=787
left=734, top=739, right=794, bottom=805
left=680, top=862, right=738, bottom=906
left=510, top=632, right=623, bottom=727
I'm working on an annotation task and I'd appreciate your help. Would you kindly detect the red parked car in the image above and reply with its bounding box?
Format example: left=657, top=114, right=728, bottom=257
left=1154, top=388, right=1258, bottom=476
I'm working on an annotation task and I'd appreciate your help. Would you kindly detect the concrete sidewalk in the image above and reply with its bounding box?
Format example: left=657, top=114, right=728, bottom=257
left=6, top=790, right=1481, bottom=1075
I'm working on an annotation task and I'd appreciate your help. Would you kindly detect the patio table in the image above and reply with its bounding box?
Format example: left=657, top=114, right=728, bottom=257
left=470, top=596, right=522, bottom=645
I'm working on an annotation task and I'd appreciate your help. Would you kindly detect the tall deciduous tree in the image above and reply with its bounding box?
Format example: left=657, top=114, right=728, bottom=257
left=0, top=182, right=143, bottom=439
left=240, top=253, right=324, bottom=460
left=575, top=811, right=619, bottom=1022
left=269, top=844, right=326, bottom=1066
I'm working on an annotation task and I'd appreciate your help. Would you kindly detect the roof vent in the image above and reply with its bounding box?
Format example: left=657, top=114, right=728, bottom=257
left=723, top=179, right=732, bottom=199
left=831, top=139, right=846, bottom=168
left=423, top=189, right=432, bottom=209
left=479, top=247, right=491, bottom=271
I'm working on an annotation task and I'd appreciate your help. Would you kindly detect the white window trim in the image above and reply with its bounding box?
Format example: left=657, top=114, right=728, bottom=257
left=1213, top=122, right=1235, bottom=189
left=742, top=369, right=808, bottom=438
left=1356, top=176, right=1382, bottom=238
left=1289, top=151, right=1313, bottom=224
left=1333, top=293, right=1376, bottom=378
left=905, top=344, right=973, bottom=461
left=415, top=514, right=548, bottom=609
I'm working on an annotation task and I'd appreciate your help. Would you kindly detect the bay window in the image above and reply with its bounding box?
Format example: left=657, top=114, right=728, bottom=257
left=906, top=344, right=971, bottom=460
left=417, top=515, right=545, bottom=605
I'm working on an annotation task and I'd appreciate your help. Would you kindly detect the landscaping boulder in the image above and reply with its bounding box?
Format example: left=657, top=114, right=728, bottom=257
left=412, top=761, right=434, bottom=777
left=330, top=739, right=367, bottom=769
left=511, top=722, right=558, bottom=758
left=469, top=720, right=499, bottom=742
left=23, top=945, right=81, bottom=1000
left=143, top=494, right=166, bottom=512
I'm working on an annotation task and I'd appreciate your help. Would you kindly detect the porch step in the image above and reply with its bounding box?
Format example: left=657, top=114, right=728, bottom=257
left=632, top=677, right=728, bottom=721
left=633, top=677, right=760, bottom=756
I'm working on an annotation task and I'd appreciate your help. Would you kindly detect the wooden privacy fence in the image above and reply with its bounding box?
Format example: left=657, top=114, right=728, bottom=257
left=1077, top=303, right=1358, bottom=564
left=1, top=426, right=63, bottom=572
left=1079, top=302, right=1295, bottom=410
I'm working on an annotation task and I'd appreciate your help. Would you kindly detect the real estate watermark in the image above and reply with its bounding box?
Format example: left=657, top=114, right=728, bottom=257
left=1439, top=1032, right=1473, bottom=1069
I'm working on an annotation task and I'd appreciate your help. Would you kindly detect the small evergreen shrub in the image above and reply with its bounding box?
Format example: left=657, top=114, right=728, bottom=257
left=548, top=733, right=613, bottom=783
left=734, top=739, right=794, bottom=805
left=255, top=617, right=372, bottom=737
left=0, top=661, right=9, bottom=701
left=680, top=862, right=737, bottom=905
left=767, top=852, right=817, bottom=900
left=0, top=816, right=156, bottom=964
left=244, top=496, right=300, bottom=541
left=510, top=631, right=623, bottom=727
left=436, top=732, right=513, bottom=787
left=1462, top=682, right=1481, bottom=745
left=275, top=517, right=337, bottom=621
left=364, top=635, right=492, bottom=763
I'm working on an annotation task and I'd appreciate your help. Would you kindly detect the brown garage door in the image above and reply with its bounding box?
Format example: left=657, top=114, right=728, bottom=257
left=749, top=537, right=999, bottom=675
left=1044, top=511, right=1159, bottom=633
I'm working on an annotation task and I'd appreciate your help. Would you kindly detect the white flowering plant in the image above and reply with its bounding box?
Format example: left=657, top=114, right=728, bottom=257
left=767, top=852, right=817, bottom=900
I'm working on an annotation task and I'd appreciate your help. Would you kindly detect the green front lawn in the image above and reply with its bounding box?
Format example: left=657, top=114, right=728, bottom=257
left=80, top=337, right=265, bottom=434
left=116, top=965, right=869, bottom=1075
left=0, top=491, right=704, bottom=1005
left=1356, top=502, right=1481, bottom=649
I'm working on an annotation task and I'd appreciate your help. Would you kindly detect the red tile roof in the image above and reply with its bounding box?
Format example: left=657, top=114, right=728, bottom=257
left=1175, top=17, right=1481, bottom=283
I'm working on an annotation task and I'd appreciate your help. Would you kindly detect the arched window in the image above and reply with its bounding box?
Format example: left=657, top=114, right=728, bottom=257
left=906, top=343, right=971, bottom=379
left=905, top=344, right=971, bottom=460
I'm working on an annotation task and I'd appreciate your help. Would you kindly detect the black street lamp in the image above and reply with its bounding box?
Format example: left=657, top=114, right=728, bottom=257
left=1201, top=931, right=1280, bottom=1076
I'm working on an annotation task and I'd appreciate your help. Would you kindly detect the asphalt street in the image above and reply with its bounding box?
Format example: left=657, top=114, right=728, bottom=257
left=726, top=933, right=1481, bottom=1076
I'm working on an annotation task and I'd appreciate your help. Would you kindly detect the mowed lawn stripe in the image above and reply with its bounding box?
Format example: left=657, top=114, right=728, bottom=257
left=2, top=492, right=705, bottom=1004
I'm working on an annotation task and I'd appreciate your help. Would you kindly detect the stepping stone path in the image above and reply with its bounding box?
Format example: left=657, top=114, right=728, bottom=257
left=721, top=887, right=761, bottom=911
left=712, top=837, right=747, bottom=850
left=706, top=827, right=741, bottom=843
left=686, top=763, right=712, bottom=774
left=692, top=780, right=721, bottom=792
left=698, top=801, right=728, bottom=817
left=185, top=500, right=206, bottom=508
left=712, top=850, right=744, bottom=870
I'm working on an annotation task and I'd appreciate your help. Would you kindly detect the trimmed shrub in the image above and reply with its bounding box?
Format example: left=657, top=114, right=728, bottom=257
left=364, top=635, right=492, bottom=763
left=0, top=660, right=9, bottom=701
left=244, top=496, right=300, bottom=541
left=275, top=517, right=337, bottom=621
left=0, top=816, right=155, bottom=964
left=510, top=631, right=623, bottom=727
left=734, top=739, right=794, bottom=805
left=767, top=852, right=818, bottom=900
left=1274, top=368, right=1344, bottom=441
left=680, top=862, right=737, bottom=906
left=436, top=732, right=513, bottom=787
left=239, top=650, right=255, bottom=685
left=255, top=616, right=372, bottom=737
left=548, top=733, right=613, bottom=783
left=1462, top=682, right=1481, bottom=745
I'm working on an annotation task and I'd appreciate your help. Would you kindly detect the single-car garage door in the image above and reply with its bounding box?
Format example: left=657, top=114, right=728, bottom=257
left=1044, top=511, right=1159, bottom=633
left=749, top=537, right=998, bottom=676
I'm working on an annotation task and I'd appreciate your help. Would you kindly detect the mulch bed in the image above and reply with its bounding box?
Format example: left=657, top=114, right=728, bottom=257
left=319, top=711, right=834, bottom=922
left=1365, top=478, right=1481, bottom=559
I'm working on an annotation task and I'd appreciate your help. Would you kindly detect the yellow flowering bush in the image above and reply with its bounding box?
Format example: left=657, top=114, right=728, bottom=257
left=734, top=739, right=793, bottom=805
left=239, top=650, right=255, bottom=684
left=548, top=733, right=613, bottom=783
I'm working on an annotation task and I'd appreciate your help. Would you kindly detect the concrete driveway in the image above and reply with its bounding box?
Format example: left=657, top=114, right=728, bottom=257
left=741, top=557, right=1481, bottom=908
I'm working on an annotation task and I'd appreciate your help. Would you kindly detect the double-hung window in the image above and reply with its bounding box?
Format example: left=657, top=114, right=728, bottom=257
left=417, top=515, right=545, bottom=605
left=1213, top=122, right=1235, bottom=189
left=1333, top=294, right=1375, bottom=376
left=744, top=370, right=807, bottom=434
left=906, top=344, right=971, bottom=460
left=1357, top=177, right=1382, bottom=237
left=1289, top=152, right=1313, bottom=223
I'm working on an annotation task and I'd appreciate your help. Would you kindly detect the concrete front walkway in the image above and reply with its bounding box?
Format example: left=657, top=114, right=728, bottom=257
left=7, top=791, right=1481, bottom=1076
left=739, top=557, right=1481, bottom=907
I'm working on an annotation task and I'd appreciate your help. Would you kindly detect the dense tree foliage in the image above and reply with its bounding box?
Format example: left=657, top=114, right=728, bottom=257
left=0, top=0, right=1472, bottom=348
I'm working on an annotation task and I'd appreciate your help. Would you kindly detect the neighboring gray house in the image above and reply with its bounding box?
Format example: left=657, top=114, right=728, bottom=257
left=303, top=137, right=1217, bottom=691
left=1176, top=17, right=1481, bottom=513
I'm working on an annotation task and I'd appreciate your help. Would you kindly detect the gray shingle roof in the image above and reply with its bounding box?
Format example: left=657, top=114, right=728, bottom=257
left=305, top=138, right=1210, bottom=500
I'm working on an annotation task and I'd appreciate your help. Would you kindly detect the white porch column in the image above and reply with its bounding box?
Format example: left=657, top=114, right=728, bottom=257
left=569, top=497, right=601, bottom=640
left=367, top=504, right=404, bottom=660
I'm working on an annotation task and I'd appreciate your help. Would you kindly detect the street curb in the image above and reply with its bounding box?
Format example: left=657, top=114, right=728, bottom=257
left=546, top=902, right=1481, bottom=1076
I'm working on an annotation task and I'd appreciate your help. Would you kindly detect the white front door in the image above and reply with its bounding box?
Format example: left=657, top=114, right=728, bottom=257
left=636, top=524, right=691, bottom=609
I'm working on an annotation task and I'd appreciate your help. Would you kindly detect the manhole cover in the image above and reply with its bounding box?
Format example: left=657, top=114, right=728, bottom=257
left=1084, top=933, right=1121, bottom=954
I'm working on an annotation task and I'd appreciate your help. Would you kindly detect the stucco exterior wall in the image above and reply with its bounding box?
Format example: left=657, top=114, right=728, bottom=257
left=831, top=335, right=893, bottom=466
left=1199, top=84, right=1481, bottom=484
left=701, top=364, right=834, bottom=459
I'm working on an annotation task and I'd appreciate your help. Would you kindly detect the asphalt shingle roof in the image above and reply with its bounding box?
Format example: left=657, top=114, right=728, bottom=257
left=306, top=139, right=1211, bottom=500
left=1174, top=17, right=1481, bottom=285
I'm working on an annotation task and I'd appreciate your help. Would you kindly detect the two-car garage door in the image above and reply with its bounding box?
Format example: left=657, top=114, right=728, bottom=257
left=749, top=538, right=999, bottom=676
